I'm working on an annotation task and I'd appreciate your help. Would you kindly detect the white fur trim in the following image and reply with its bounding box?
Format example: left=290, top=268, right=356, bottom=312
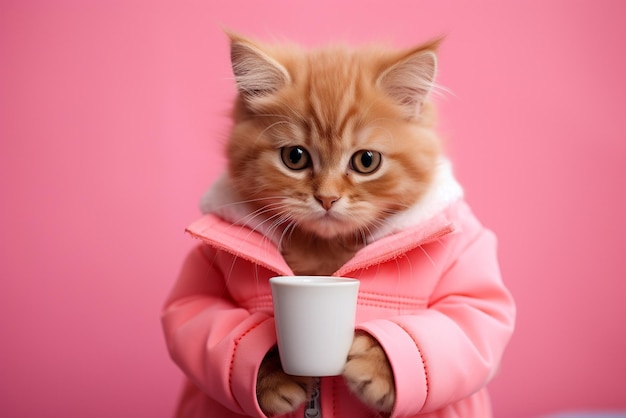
left=200, top=173, right=250, bottom=218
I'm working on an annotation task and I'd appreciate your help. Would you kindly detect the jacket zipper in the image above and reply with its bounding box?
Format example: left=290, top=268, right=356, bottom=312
left=304, top=377, right=321, bottom=418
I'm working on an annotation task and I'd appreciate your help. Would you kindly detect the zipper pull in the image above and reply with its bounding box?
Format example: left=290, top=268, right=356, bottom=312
left=304, top=377, right=321, bottom=418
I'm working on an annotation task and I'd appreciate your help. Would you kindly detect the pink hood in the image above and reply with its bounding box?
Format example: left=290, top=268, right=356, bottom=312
left=162, top=161, right=516, bottom=417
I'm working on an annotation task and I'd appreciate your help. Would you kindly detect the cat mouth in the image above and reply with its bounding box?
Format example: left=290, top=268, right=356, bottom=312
left=305, top=210, right=356, bottom=237
left=317, top=209, right=343, bottom=222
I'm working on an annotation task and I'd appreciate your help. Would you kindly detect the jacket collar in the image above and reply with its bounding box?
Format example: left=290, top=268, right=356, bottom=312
left=186, top=213, right=294, bottom=275
left=186, top=206, right=457, bottom=277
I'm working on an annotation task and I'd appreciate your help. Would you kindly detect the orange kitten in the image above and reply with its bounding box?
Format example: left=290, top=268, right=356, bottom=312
left=226, top=33, right=442, bottom=274
left=220, top=32, right=443, bottom=415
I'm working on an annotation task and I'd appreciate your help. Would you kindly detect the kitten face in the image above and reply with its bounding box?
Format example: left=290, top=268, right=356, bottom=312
left=226, top=34, right=442, bottom=239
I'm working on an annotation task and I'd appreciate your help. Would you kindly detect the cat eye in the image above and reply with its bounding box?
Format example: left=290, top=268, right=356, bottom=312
left=281, top=146, right=311, bottom=170
left=350, top=150, right=382, bottom=174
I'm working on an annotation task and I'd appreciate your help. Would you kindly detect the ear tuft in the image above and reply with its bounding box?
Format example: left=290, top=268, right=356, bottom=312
left=377, top=45, right=439, bottom=118
left=229, top=34, right=290, bottom=99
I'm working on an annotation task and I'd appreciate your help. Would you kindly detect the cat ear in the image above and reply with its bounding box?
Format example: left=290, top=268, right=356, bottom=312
left=377, top=42, right=440, bottom=118
left=228, top=32, right=291, bottom=99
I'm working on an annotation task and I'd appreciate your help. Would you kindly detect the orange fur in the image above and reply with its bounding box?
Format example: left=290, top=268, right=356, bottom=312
left=224, top=32, right=443, bottom=415
left=227, top=34, right=442, bottom=267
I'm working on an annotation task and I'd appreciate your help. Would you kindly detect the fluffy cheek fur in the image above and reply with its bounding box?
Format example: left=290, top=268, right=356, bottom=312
left=355, top=126, right=440, bottom=213
left=226, top=114, right=302, bottom=204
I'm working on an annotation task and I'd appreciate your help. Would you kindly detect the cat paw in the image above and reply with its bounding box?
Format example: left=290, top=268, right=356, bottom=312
left=257, top=350, right=315, bottom=416
left=343, top=333, right=396, bottom=413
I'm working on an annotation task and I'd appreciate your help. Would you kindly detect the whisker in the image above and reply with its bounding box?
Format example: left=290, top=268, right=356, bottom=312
left=418, top=245, right=442, bottom=276
left=211, top=196, right=284, bottom=209
left=239, top=206, right=290, bottom=236
left=276, top=219, right=299, bottom=252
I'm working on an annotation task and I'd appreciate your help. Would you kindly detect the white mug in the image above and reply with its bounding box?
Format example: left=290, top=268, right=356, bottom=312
left=269, top=276, right=360, bottom=376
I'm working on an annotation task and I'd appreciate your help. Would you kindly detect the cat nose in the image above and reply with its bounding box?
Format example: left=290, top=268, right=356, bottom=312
left=315, top=194, right=340, bottom=211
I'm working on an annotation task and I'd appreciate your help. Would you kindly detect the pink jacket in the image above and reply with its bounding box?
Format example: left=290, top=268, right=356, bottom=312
left=162, top=169, right=515, bottom=418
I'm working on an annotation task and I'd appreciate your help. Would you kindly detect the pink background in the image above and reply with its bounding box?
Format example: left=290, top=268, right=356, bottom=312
left=1, top=1, right=625, bottom=417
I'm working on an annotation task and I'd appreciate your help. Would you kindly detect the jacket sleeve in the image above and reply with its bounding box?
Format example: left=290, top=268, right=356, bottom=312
left=161, top=245, right=276, bottom=417
left=358, top=223, right=516, bottom=417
